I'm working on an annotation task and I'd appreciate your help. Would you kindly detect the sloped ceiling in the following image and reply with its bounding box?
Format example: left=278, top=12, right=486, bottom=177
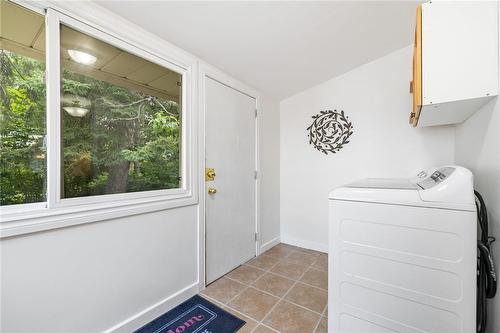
left=98, top=1, right=420, bottom=99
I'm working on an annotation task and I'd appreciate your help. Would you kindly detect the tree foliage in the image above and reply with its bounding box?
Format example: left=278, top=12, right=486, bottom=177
left=0, top=50, right=46, bottom=205
left=0, top=50, right=181, bottom=206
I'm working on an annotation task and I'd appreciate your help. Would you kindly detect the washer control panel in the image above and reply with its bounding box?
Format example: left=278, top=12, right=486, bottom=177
left=417, top=167, right=455, bottom=189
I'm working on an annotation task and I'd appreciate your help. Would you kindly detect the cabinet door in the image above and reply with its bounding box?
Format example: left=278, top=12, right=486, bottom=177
left=410, top=4, right=422, bottom=126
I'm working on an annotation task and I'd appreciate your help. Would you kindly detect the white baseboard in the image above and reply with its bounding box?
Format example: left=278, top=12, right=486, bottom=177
left=259, top=236, right=280, bottom=254
left=281, top=236, right=328, bottom=253
left=104, top=282, right=200, bottom=333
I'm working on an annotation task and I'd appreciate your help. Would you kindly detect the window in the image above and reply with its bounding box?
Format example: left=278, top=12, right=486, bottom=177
left=0, top=1, right=46, bottom=206
left=1, top=2, right=194, bottom=223
left=60, top=25, right=182, bottom=199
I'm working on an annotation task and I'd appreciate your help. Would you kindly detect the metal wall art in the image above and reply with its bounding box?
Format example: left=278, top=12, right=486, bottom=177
left=307, top=109, right=354, bottom=155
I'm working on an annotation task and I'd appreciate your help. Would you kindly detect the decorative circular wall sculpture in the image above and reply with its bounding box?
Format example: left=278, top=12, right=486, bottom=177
left=307, top=109, right=354, bottom=155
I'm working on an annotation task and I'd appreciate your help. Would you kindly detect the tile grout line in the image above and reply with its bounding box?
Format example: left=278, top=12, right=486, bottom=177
left=313, top=305, right=329, bottom=333
left=212, top=248, right=293, bottom=332
left=256, top=248, right=323, bottom=333
left=312, top=319, right=322, bottom=333
left=228, top=248, right=294, bottom=333
left=202, top=245, right=326, bottom=333
left=248, top=250, right=297, bottom=333
left=201, top=294, right=281, bottom=332
left=253, top=269, right=327, bottom=292
left=208, top=259, right=273, bottom=308
left=224, top=274, right=326, bottom=317
left=245, top=252, right=327, bottom=290
left=321, top=304, right=328, bottom=317
left=311, top=310, right=325, bottom=333
left=309, top=254, right=328, bottom=333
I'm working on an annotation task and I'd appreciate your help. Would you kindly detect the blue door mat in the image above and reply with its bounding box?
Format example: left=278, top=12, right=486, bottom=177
left=134, top=295, right=245, bottom=333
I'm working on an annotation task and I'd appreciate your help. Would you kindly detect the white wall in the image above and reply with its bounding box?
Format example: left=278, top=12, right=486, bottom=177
left=280, top=46, right=456, bottom=252
left=0, top=207, right=199, bottom=332
left=454, top=10, right=500, bottom=332
left=259, top=96, right=281, bottom=251
left=455, top=84, right=500, bottom=333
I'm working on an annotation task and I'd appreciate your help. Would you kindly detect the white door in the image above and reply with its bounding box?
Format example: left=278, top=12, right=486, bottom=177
left=205, top=77, right=256, bottom=284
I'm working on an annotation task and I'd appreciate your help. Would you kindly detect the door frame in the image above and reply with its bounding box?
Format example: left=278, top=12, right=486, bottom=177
left=198, top=62, right=261, bottom=289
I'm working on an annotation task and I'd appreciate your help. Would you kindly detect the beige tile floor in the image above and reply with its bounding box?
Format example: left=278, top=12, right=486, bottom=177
left=201, top=243, right=328, bottom=333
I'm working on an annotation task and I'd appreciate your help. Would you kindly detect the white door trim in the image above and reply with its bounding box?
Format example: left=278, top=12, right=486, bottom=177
left=198, top=62, right=261, bottom=290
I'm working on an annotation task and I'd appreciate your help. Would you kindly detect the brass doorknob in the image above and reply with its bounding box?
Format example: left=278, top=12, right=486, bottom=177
left=208, top=187, right=217, bottom=195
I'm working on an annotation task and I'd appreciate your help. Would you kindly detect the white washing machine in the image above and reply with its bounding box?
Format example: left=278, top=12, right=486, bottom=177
left=328, top=166, right=476, bottom=333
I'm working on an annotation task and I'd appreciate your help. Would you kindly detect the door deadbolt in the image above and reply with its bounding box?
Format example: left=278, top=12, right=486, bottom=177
left=208, top=187, right=217, bottom=195
left=206, top=168, right=216, bottom=181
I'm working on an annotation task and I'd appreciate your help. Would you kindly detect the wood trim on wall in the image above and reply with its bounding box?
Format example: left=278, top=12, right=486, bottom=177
left=411, top=4, right=423, bottom=126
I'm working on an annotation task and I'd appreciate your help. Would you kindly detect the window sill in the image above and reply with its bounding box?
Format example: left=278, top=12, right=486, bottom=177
left=0, top=193, right=198, bottom=238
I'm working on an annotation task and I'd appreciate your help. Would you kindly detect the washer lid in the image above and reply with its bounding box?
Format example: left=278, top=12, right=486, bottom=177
left=329, top=166, right=476, bottom=212
left=345, top=178, right=419, bottom=190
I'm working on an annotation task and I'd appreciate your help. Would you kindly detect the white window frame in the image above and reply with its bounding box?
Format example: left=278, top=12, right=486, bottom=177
left=0, top=4, right=198, bottom=238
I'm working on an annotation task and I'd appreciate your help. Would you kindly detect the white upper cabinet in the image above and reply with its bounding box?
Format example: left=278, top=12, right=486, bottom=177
left=411, top=1, right=498, bottom=127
